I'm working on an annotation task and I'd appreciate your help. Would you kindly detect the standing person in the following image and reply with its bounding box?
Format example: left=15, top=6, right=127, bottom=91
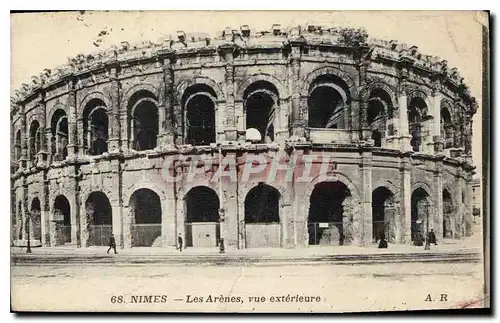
left=107, top=234, right=117, bottom=254
left=424, top=232, right=431, bottom=250
left=428, top=229, right=438, bottom=245
left=178, top=233, right=183, bottom=252
left=378, top=232, right=388, bottom=249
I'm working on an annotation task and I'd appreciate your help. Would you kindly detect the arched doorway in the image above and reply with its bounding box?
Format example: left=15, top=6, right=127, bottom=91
left=372, top=187, right=395, bottom=243
left=53, top=195, right=71, bottom=245
left=130, top=188, right=162, bottom=247
left=185, top=186, right=220, bottom=247
left=307, top=75, right=350, bottom=129
left=182, top=84, right=217, bottom=146
left=441, top=106, right=454, bottom=149
left=308, top=181, right=352, bottom=246
left=411, top=188, right=431, bottom=242
left=29, top=120, right=41, bottom=163
left=244, top=81, right=278, bottom=143
left=244, top=184, right=281, bottom=248
left=85, top=192, right=112, bottom=246
left=443, top=189, right=453, bottom=238
left=367, top=89, right=393, bottom=147
left=30, top=198, right=42, bottom=242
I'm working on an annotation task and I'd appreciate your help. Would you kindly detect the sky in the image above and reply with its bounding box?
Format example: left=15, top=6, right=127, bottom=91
left=10, top=11, right=486, bottom=177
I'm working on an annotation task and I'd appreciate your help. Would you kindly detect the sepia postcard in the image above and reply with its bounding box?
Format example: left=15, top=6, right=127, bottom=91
left=10, top=10, right=490, bottom=313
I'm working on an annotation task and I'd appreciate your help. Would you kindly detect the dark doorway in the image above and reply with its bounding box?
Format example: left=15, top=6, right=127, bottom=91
left=85, top=192, right=112, bottom=246
left=411, top=188, right=431, bottom=241
left=308, top=181, right=351, bottom=246
left=30, top=198, right=42, bottom=242
left=185, top=186, right=220, bottom=247
left=244, top=184, right=281, bottom=248
left=130, top=188, right=162, bottom=247
left=54, top=195, right=71, bottom=244
left=51, top=110, right=69, bottom=161
left=84, top=100, right=109, bottom=155
left=372, top=187, right=395, bottom=243
left=443, top=189, right=453, bottom=238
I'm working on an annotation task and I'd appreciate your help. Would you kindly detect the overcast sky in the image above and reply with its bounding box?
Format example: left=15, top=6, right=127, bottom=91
left=10, top=11, right=486, bottom=175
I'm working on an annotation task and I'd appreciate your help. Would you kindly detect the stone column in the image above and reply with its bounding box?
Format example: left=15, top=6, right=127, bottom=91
left=289, top=40, right=305, bottom=138
left=164, top=195, right=176, bottom=247
left=398, top=91, right=412, bottom=151
left=222, top=46, right=237, bottom=141
left=67, top=81, right=78, bottom=159
left=360, top=150, right=373, bottom=245
left=122, top=206, right=132, bottom=248
left=37, top=96, right=48, bottom=166
left=108, top=67, right=121, bottom=152
left=465, top=175, right=474, bottom=237
left=159, top=53, right=175, bottom=146
left=434, top=161, right=444, bottom=239
left=19, top=105, right=28, bottom=171
left=400, top=156, right=412, bottom=243
left=432, top=91, right=443, bottom=153
left=111, top=203, right=123, bottom=248
left=454, top=171, right=464, bottom=239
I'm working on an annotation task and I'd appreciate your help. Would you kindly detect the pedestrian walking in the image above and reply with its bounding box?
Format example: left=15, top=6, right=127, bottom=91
left=107, top=234, right=117, bottom=254
left=219, top=238, right=225, bottom=253
left=428, top=229, right=438, bottom=245
left=178, top=234, right=183, bottom=252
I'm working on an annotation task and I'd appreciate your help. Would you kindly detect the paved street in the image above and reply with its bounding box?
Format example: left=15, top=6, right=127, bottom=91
left=11, top=259, right=485, bottom=312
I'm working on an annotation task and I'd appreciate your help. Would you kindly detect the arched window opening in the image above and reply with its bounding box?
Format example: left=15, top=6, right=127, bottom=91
left=185, top=186, right=220, bottom=247
left=29, top=120, right=41, bottom=162
left=308, top=75, right=350, bottom=129
left=244, top=81, right=278, bottom=143
left=130, top=188, right=162, bottom=247
left=83, top=99, right=108, bottom=156
left=51, top=109, right=68, bottom=161
left=15, top=130, right=21, bottom=161
left=408, top=97, right=428, bottom=152
left=308, top=181, right=353, bottom=246
left=245, top=184, right=280, bottom=223
left=372, top=187, right=395, bottom=243
left=441, top=107, right=454, bottom=149
left=85, top=192, right=112, bottom=246
left=182, top=85, right=217, bottom=146
left=367, top=89, right=393, bottom=147
left=128, top=91, right=158, bottom=151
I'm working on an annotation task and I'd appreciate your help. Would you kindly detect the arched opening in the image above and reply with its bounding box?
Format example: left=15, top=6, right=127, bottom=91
left=441, top=106, right=454, bottom=149
left=244, top=81, right=278, bottom=143
left=367, top=89, right=393, bottom=147
left=130, top=188, right=162, bottom=247
left=411, top=188, right=431, bottom=242
left=185, top=186, right=220, bottom=247
left=53, top=195, right=71, bottom=245
left=85, top=192, right=112, bottom=246
left=308, top=181, right=352, bottom=246
left=29, top=120, right=41, bottom=163
left=129, top=91, right=159, bottom=151
left=14, top=130, right=21, bottom=161
left=83, top=99, right=109, bottom=155
left=408, top=97, right=428, bottom=152
left=443, top=189, right=453, bottom=238
left=30, top=198, right=42, bottom=242
left=308, top=75, right=350, bottom=129
left=183, top=84, right=217, bottom=146
left=244, top=183, right=281, bottom=248
left=372, top=187, right=395, bottom=243
left=50, top=109, right=68, bottom=161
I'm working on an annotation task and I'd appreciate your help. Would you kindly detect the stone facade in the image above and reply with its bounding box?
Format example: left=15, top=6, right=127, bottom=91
left=10, top=24, right=477, bottom=249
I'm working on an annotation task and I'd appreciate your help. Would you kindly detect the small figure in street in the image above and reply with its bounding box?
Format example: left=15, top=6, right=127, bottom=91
left=107, top=234, right=117, bottom=254
left=413, top=231, right=423, bottom=246
left=424, top=232, right=431, bottom=250
left=428, top=229, right=438, bottom=245
left=378, top=232, right=388, bottom=249
left=219, top=238, right=225, bottom=253
left=177, top=234, right=183, bottom=252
